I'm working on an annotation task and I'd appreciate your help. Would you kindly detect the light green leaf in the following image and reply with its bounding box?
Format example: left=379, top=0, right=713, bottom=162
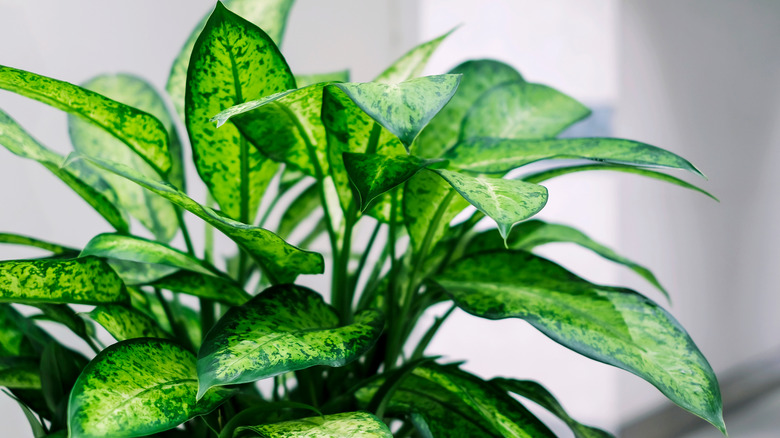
left=0, top=357, right=41, bottom=389
left=375, top=28, right=455, bottom=84
left=88, top=305, right=170, bottom=342
left=0, top=257, right=128, bottom=305
left=277, top=183, right=319, bottom=240
left=197, top=284, right=383, bottom=399
left=0, top=65, right=171, bottom=174
left=68, top=338, right=230, bottom=438
left=446, top=137, right=704, bottom=176
left=149, top=271, right=250, bottom=307
left=334, top=75, right=461, bottom=150
left=434, top=169, right=548, bottom=241
left=167, top=0, right=294, bottom=118
left=0, top=109, right=129, bottom=233
left=103, top=260, right=179, bottom=286
left=0, top=233, right=77, bottom=256
left=186, top=2, right=294, bottom=222
left=295, top=70, right=350, bottom=88
left=435, top=251, right=725, bottom=433
left=494, top=378, right=614, bottom=438
left=72, top=155, right=323, bottom=284
left=343, top=152, right=441, bottom=211
left=414, top=59, right=524, bottom=158
left=237, top=412, right=392, bottom=438
left=460, top=80, right=590, bottom=140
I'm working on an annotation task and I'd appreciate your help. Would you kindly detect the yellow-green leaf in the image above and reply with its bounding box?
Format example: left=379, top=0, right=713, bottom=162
left=237, top=412, right=392, bottom=438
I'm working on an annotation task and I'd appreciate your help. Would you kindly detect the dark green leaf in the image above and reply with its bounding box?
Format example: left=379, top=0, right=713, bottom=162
left=0, top=357, right=41, bottom=389
left=197, top=284, right=383, bottom=398
left=147, top=271, right=250, bottom=307
left=68, top=338, right=231, bottom=438
left=236, top=412, right=392, bottom=437
left=436, top=251, right=725, bottom=433
left=375, top=28, right=455, bottom=84
left=0, top=233, right=77, bottom=256
left=88, top=305, right=170, bottom=341
left=40, top=342, right=87, bottom=427
left=4, top=389, right=47, bottom=438
left=0, top=257, right=127, bottom=305
left=34, top=304, right=94, bottom=343
left=333, top=75, right=461, bottom=150
left=277, top=183, right=319, bottom=240
left=434, top=169, right=548, bottom=241
left=460, top=80, right=590, bottom=140
left=295, top=70, right=350, bottom=87
left=0, top=304, right=36, bottom=356
left=0, top=65, right=171, bottom=174
left=185, top=2, right=294, bottom=221
left=414, top=59, right=523, bottom=158
left=494, top=378, right=614, bottom=438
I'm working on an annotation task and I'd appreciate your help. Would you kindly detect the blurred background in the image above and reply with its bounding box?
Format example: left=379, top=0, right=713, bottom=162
left=1, top=0, right=779, bottom=436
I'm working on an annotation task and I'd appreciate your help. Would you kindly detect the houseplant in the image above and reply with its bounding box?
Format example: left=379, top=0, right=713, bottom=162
left=0, top=0, right=726, bottom=437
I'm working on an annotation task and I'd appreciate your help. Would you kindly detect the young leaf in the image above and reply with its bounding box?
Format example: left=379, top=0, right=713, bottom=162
left=434, top=169, right=548, bottom=241
left=460, top=80, right=590, bottom=140
left=72, top=155, right=323, bottom=284
left=333, top=75, right=462, bottom=150
left=0, top=233, right=77, bottom=256
left=197, top=284, right=383, bottom=399
left=0, top=257, right=128, bottom=305
left=375, top=28, right=456, bottom=84
left=414, top=59, right=524, bottom=158
left=68, top=338, right=231, bottom=438
left=404, top=169, right=469, bottom=255
left=236, top=412, right=392, bottom=438
left=343, top=152, right=442, bottom=211
left=0, top=109, right=129, bottom=233
left=445, top=137, right=704, bottom=176
left=295, top=69, right=350, bottom=87
left=435, top=251, right=725, bottom=434
left=87, top=305, right=170, bottom=342
left=167, top=0, right=295, bottom=118
left=0, top=357, right=41, bottom=389
left=493, top=378, right=614, bottom=438
left=147, top=271, right=250, bottom=307
left=0, top=65, right=171, bottom=174
left=186, top=2, right=295, bottom=222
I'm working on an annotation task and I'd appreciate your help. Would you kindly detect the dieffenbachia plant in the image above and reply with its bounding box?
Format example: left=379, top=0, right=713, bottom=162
left=0, top=1, right=725, bottom=437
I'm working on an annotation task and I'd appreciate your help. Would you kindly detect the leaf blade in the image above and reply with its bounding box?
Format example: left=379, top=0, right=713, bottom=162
left=237, top=412, right=392, bottom=438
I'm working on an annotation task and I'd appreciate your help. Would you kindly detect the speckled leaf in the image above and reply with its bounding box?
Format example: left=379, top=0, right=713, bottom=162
left=343, top=152, right=441, bottom=211
left=71, top=155, right=323, bottom=284
left=0, top=65, right=171, bottom=174
left=494, top=378, right=613, bottom=438
left=68, top=338, right=230, bottom=438
left=186, top=3, right=294, bottom=222
left=466, top=220, right=668, bottom=298
left=434, top=169, right=547, bottom=241
left=88, top=305, right=170, bottom=341
left=446, top=137, right=704, bottom=176
left=414, top=59, right=523, bottom=158
left=237, top=411, right=392, bottom=438
left=295, top=70, right=350, bottom=88
left=81, top=233, right=215, bottom=277
left=375, top=28, right=455, bottom=84
left=436, top=251, right=725, bottom=433
left=460, top=80, right=590, bottom=140
left=104, top=260, right=179, bottom=286
left=334, top=75, right=461, bottom=150
left=0, top=109, right=129, bottom=233
left=0, top=257, right=127, bottom=305
left=277, top=183, right=320, bottom=240
left=0, top=357, right=41, bottom=389
left=212, top=84, right=329, bottom=177
left=167, top=0, right=294, bottom=118
left=197, top=284, right=383, bottom=398
left=147, top=271, right=250, bottom=307
left=0, top=233, right=77, bottom=256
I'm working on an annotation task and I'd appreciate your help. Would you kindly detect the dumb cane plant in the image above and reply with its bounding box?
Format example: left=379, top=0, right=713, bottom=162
left=0, top=1, right=725, bottom=437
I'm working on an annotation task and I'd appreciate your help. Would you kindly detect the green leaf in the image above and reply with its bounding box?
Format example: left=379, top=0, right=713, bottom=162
left=343, top=152, right=442, bottom=211
left=295, top=70, right=350, bottom=88
left=148, top=271, right=250, bottom=307
left=277, top=183, right=320, bottom=240
left=414, top=59, right=524, bottom=158
left=0, top=233, right=77, bottom=256
left=435, top=251, right=725, bottom=433
left=0, top=257, right=128, bottom=305
left=81, top=233, right=215, bottom=277
left=197, top=284, right=383, bottom=399
left=0, top=65, right=171, bottom=174
left=446, top=137, right=704, bottom=176
left=466, top=220, right=669, bottom=298
left=167, top=0, right=294, bottom=118
left=236, top=412, right=392, bottom=438
left=522, top=163, right=717, bottom=200
left=0, top=357, right=41, bottom=389
left=40, top=342, right=87, bottom=427
left=69, top=74, right=183, bottom=241
left=434, top=169, right=548, bottom=241
left=494, top=378, right=614, bottom=438
left=333, top=75, right=461, bottom=150
left=375, top=28, right=455, bottom=84
left=34, top=304, right=94, bottom=343
left=0, top=304, right=36, bottom=356
left=460, top=80, right=590, bottom=140
left=4, top=389, right=48, bottom=438
left=88, top=305, right=170, bottom=342
left=71, top=155, right=323, bottom=284
left=186, top=2, right=295, bottom=222
left=68, top=338, right=230, bottom=438
left=0, top=109, right=129, bottom=233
